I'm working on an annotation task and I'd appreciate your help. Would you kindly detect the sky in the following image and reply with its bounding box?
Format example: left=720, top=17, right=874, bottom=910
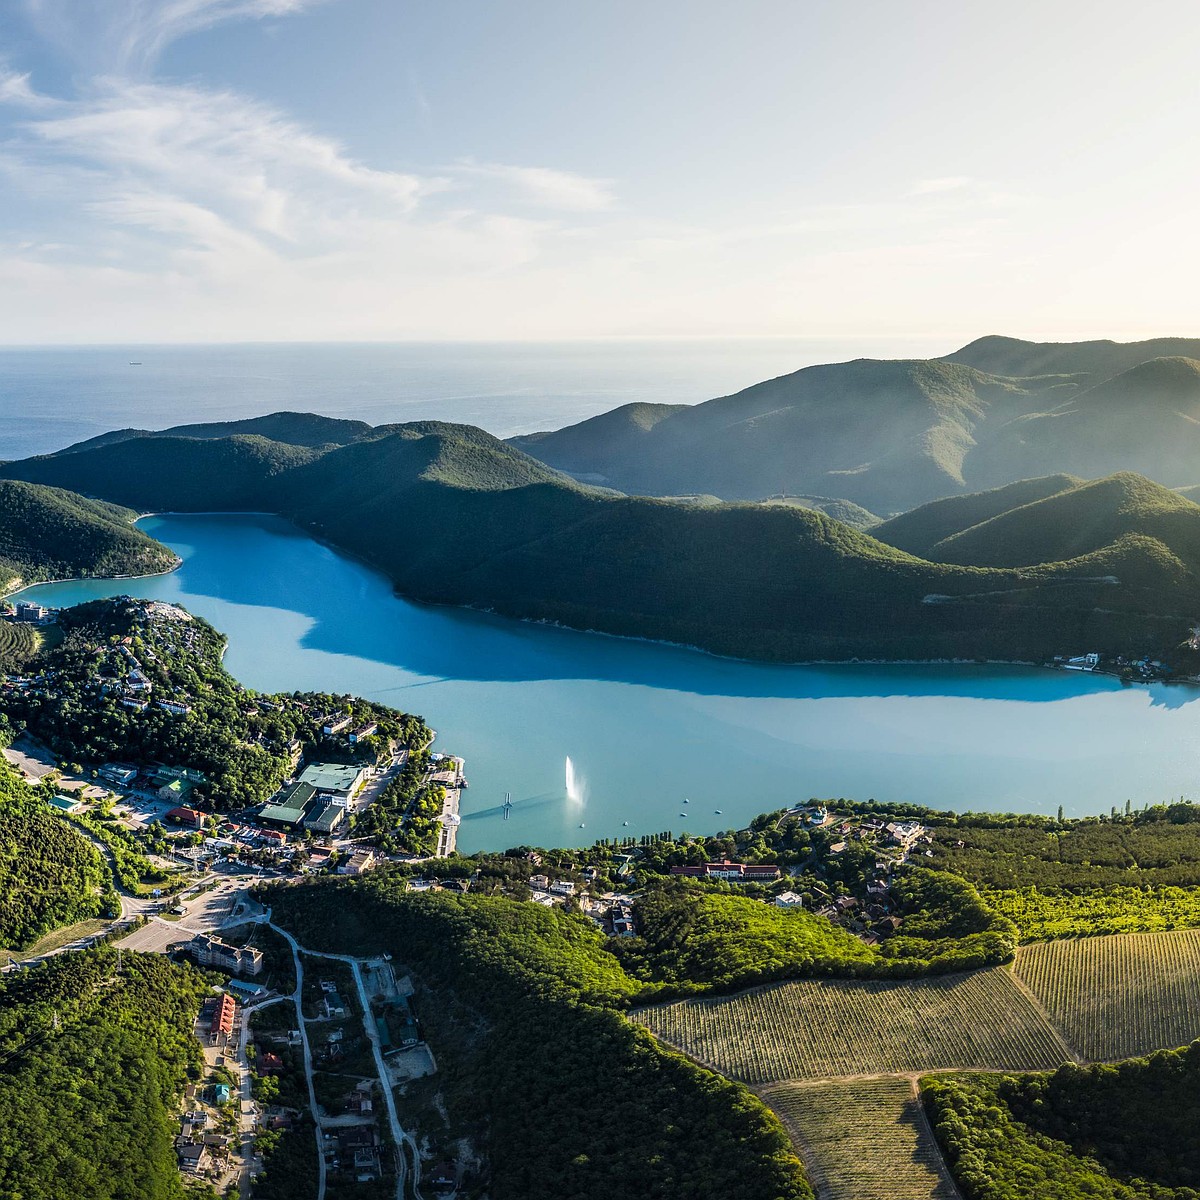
left=0, top=0, right=1198, bottom=343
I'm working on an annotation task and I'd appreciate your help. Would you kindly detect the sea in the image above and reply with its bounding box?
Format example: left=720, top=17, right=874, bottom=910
left=0, top=337, right=949, bottom=460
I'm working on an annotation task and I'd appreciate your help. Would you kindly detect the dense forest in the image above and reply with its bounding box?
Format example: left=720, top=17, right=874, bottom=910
left=510, top=339, right=1200, bottom=511
left=0, top=478, right=177, bottom=591
left=0, top=597, right=430, bottom=808
left=613, top=871, right=1017, bottom=993
left=925, top=1043, right=1200, bottom=1199
left=0, top=764, right=106, bottom=949
left=269, top=878, right=812, bottom=1200
left=6, top=422, right=1200, bottom=664
left=0, top=950, right=210, bottom=1200
left=928, top=805, right=1200, bottom=940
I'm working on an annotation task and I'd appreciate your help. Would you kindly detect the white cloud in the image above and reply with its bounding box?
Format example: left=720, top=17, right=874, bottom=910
left=24, top=0, right=327, bottom=73
left=0, top=66, right=58, bottom=109
left=454, top=160, right=617, bottom=212
left=16, top=80, right=432, bottom=251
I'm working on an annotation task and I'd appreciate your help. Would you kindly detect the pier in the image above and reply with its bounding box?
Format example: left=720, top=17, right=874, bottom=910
left=434, top=756, right=465, bottom=857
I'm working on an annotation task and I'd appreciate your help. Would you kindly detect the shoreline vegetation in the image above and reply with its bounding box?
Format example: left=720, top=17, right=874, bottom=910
left=4, top=415, right=1200, bottom=669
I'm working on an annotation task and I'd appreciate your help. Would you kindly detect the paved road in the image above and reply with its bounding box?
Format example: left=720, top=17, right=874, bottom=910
left=236, top=995, right=286, bottom=1200
left=266, top=917, right=423, bottom=1200
left=267, top=917, right=329, bottom=1200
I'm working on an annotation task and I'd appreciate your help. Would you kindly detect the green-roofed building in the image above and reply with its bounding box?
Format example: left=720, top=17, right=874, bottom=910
left=303, top=799, right=347, bottom=836
left=298, top=761, right=368, bottom=799
left=258, top=780, right=317, bottom=828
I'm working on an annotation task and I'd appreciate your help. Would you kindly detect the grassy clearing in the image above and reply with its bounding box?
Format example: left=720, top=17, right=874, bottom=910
left=633, top=968, right=1071, bottom=1083
left=0, top=918, right=108, bottom=965
left=761, top=1078, right=960, bottom=1200
left=1014, top=928, right=1200, bottom=1061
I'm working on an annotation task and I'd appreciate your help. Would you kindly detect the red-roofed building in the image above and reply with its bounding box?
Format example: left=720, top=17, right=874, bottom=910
left=669, top=859, right=780, bottom=883
left=259, top=829, right=287, bottom=845
left=211, top=993, right=237, bottom=1040
left=257, top=1052, right=284, bottom=1075
left=167, top=806, right=206, bottom=829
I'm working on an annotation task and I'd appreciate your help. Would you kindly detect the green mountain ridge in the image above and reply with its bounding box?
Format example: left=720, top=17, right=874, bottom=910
left=932, top=474, right=1200, bottom=569
left=510, top=337, right=1200, bottom=512
left=3, top=423, right=1199, bottom=663
left=0, top=479, right=179, bottom=593
left=57, top=410, right=374, bottom=455
left=873, top=474, right=1083, bottom=556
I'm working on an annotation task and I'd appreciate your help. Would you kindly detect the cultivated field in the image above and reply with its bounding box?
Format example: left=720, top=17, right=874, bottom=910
left=634, top=968, right=1072, bottom=1083
left=760, top=1078, right=961, bottom=1200
left=0, top=622, right=37, bottom=670
left=1014, top=928, right=1200, bottom=1061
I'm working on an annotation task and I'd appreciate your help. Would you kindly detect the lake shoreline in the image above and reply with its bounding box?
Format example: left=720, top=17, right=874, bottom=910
left=14, top=510, right=1200, bottom=851
left=133, top=510, right=1068, bottom=677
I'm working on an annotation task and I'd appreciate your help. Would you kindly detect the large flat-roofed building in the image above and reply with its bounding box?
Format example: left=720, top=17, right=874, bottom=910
left=99, top=763, right=138, bottom=787
left=303, top=798, right=347, bottom=836
left=258, top=780, right=317, bottom=828
left=299, top=761, right=367, bottom=799
left=191, top=933, right=264, bottom=977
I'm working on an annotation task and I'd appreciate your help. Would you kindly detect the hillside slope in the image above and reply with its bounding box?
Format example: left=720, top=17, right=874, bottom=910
left=0, top=764, right=107, bottom=950
left=965, top=357, right=1200, bottom=489
left=57, top=410, right=373, bottom=454
left=509, top=337, right=1200, bottom=512
left=0, top=479, right=178, bottom=593
left=512, top=358, right=1051, bottom=512
left=944, top=334, right=1200, bottom=379
left=3, top=422, right=1197, bottom=663
left=909, top=473, right=1200, bottom=571
left=0, top=950, right=207, bottom=1200
left=512, top=401, right=686, bottom=481
left=874, top=475, right=1082, bottom=557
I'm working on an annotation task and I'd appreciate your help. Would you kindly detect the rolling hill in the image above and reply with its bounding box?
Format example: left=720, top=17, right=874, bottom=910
left=944, top=333, right=1200, bottom=379
left=872, top=475, right=1081, bottom=557
left=876, top=472, right=1200, bottom=573
left=56, top=410, right=374, bottom=455
left=3, top=422, right=1198, bottom=664
left=509, top=337, right=1200, bottom=513
left=0, top=480, right=179, bottom=594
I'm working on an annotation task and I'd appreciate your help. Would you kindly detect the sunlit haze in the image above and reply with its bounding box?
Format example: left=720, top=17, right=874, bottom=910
left=0, top=0, right=1197, bottom=343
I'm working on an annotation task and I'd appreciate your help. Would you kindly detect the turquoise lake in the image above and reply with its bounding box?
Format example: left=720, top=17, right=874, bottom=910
left=15, top=513, right=1200, bottom=851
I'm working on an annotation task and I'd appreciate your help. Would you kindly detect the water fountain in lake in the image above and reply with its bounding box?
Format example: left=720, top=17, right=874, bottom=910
left=565, top=755, right=587, bottom=818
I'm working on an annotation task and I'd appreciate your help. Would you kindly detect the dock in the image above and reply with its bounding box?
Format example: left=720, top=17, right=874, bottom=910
left=434, top=756, right=465, bottom=857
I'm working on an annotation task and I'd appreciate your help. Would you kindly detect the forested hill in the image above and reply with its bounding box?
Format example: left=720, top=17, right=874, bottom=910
left=0, top=763, right=108, bottom=950
left=509, top=336, right=1200, bottom=511
left=875, top=472, right=1200, bottom=572
left=56, top=409, right=374, bottom=454
left=269, top=879, right=814, bottom=1200
left=0, top=479, right=178, bottom=593
left=3, top=425, right=1200, bottom=663
left=3, top=596, right=431, bottom=808
left=0, top=950, right=208, bottom=1200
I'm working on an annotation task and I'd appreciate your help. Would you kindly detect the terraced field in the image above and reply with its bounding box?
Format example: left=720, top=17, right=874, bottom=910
left=1014, top=928, right=1200, bottom=1061
left=634, top=968, right=1072, bottom=1083
left=760, top=1078, right=961, bottom=1200
left=0, top=621, right=37, bottom=670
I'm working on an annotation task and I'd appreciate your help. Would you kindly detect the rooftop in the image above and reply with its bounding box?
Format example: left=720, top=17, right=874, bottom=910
left=259, top=780, right=317, bottom=826
left=299, top=761, right=365, bottom=794
left=304, top=799, right=345, bottom=834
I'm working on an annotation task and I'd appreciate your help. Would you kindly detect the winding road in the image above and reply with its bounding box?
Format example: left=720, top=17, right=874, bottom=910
left=265, top=915, right=422, bottom=1200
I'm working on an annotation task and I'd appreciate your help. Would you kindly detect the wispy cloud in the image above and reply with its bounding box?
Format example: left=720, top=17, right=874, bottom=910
left=24, top=0, right=328, bottom=74
left=454, top=160, right=617, bottom=212
left=0, top=65, right=58, bottom=108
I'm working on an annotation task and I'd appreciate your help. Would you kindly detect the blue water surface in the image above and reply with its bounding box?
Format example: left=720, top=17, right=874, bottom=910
left=16, top=514, right=1200, bottom=851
